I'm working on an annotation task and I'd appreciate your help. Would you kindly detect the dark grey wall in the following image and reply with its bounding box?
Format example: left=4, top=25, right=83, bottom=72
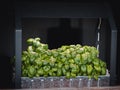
left=0, top=0, right=15, bottom=88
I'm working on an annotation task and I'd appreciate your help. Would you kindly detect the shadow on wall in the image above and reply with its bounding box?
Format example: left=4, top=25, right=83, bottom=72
left=47, top=18, right=81, bottom=49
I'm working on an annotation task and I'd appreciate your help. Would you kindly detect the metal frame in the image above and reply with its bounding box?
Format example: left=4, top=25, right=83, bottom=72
left=15, top=1, right=117, bottom=88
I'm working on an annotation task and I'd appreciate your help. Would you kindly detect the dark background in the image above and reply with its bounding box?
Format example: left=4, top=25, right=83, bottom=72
left=0, top=0, right=120, bottom=89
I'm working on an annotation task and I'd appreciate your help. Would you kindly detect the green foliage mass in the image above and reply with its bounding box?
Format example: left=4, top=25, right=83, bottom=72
left=22, top=37, right=107, bottom=80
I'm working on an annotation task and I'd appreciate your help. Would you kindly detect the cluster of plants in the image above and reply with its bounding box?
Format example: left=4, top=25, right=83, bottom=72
left=22, top=37, right=107, bottom=80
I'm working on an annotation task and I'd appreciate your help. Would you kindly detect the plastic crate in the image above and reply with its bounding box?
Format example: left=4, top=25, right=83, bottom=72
left=21, top=75, right=110, bottom=89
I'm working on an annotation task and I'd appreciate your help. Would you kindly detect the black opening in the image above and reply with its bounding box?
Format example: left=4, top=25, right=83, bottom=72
left=47, top=18, right=81, bottom=49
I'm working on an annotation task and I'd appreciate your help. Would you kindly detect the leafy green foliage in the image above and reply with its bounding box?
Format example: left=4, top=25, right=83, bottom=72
left=22, top=37, right=107, bottom=80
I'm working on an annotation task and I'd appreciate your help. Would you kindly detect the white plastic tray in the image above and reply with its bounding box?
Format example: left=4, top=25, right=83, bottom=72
left=21, top=75, right=110, bottom=89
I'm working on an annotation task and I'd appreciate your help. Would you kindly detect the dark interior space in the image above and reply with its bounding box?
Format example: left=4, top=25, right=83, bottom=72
left=47, top=18, right=81, bottom=49
left=0, top=0, right=120, bottom=89
left=22, top=18, right=110, bottom=64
